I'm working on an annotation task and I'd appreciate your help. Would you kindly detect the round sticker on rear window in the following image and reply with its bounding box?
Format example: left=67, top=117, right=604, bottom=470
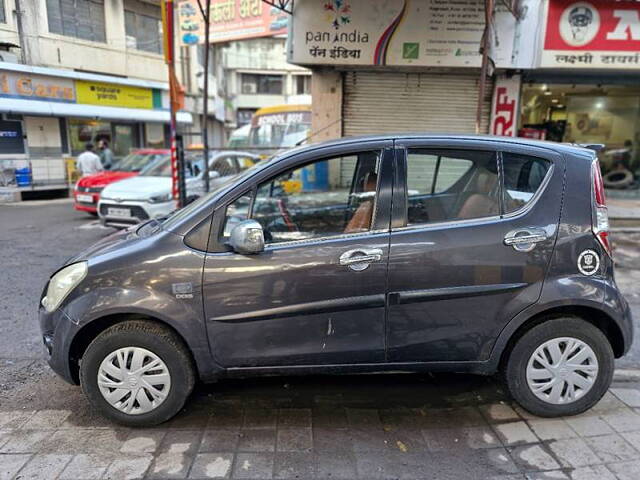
left=578, top=250, right=600, bottom=276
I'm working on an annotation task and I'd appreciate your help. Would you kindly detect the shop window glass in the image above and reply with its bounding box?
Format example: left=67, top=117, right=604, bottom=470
left=406, top=149, right=499, bottom=225
left=124, top=0, right=163, bottom=54
left=46, top=0, right=106, bottom=43
left=222, top=151, right=380, bottom=244
left=241, top=74, right=284, bottom=95
left=502, top=153, right=551, bottom=214
left=0, top=1, right=6, bottom=23
left=68, top=119, right=111, bottom=156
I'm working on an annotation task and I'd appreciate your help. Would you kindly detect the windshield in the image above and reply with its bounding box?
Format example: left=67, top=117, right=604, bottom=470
left=249, top=110, right=311, bottom=148
left=160, top=158, right=272, bottom=231
left=115, top=152, right=168, bottom=172
left=139, top=153, right=205, bottom=178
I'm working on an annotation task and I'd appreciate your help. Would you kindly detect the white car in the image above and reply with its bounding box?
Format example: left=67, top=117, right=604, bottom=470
left=98, top=151, right=260, bottom=228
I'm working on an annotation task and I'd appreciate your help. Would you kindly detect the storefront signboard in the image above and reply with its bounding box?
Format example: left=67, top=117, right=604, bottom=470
left=490, top=75, right=521, bottom=137
left=76, top=81, right=154, bottom=109
left=0, top=71, right=75, bottom=102
left=177, top=0, right=288, bottom=46
left=541, top=0, right=640, bottom=69
left=290, top=0, right=539, bottom=68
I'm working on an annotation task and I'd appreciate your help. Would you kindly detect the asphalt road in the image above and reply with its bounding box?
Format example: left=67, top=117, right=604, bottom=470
left=1, top=199, right=639, bottom=410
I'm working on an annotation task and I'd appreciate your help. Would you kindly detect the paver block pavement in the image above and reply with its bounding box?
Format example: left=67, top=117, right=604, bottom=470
left=188, top=452, right=234, bottom=479
left=584, top=433, right=639, bottom=463
left=527, top=419, right=577, bottom=441
left=59, top=453, right=111, bottom=480
left=103, top=454, right=154, bottom=480
left=0, top=453, right=31, bottom=480
left=232, top=452, right=274, bottom=479
left=12, top=453, right=72, bottom=480
left=493, top=421, right=538, bottom=446
left=611, top=387, right=640, bottom=408
left=547, top=438, right=600, bottom=468
left=508, top=444, right=561, bottom=472
left=568, top=464, right=617, bottom=480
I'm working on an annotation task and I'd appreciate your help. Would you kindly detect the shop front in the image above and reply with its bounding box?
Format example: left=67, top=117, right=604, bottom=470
left=289, top=0, right=539, bottom=141
left=514, top=0, right=640, bottom=189
left=0, top=63, right=192, bottom=191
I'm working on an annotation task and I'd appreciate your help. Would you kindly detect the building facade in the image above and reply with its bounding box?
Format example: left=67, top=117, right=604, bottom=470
left=0, top=0, right=223, bottom=195
left=289, top=0, right=640, bottom=189
left=221, top=36, right=311, bottom=132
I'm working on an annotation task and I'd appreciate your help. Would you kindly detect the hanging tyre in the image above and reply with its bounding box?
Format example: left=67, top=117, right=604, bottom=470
left=504, top=318, right=613, bottom=417
left=80, top=320, right=195, bottom=426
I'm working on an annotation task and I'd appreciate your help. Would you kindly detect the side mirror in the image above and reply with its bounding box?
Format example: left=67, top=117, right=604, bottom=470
left=229, top=220, right=264, bottom=254
left=209, top=170, right=221, bottom=179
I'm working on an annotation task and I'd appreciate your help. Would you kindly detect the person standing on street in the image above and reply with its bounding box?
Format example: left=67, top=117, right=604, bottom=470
left=76, top=143, right=103, bottom=177
left=98, top=139, right=114, bottom=170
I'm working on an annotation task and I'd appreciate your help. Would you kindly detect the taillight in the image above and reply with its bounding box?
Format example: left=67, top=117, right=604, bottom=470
left=592, top=160, right=612, bottom=257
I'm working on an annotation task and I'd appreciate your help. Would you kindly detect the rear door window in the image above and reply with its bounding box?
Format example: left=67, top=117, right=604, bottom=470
left=502, top=153, right=551, bottom=214
left=406, top=149, right=499, bottom=225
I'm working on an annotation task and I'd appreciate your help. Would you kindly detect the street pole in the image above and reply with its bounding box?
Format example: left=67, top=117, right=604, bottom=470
left=163, top=0, right=187, bottom=208
left=197, top=0, right=212, bottom=194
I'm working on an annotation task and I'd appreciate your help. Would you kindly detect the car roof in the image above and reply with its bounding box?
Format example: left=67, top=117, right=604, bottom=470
left=286, top=134, right=596, bottom=160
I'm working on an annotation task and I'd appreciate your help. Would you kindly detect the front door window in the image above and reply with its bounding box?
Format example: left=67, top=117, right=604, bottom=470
left=222, top=151, right=381, bottom=244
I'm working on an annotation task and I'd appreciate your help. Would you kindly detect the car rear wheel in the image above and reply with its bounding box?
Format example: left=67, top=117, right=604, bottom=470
left=80, top=320, right=195, bottom=426
left=505, top=318, right=613, bottom=417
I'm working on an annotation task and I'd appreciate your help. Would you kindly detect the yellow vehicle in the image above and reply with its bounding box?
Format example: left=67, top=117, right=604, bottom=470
left=248, top=104, right=312, bottom=153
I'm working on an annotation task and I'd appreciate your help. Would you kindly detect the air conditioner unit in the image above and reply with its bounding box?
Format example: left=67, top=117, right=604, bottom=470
left=242, top=83, right=257, bottom=94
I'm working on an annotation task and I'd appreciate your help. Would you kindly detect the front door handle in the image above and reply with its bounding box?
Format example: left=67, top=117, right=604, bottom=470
left=504, top=228, right=548, bottom=252
left=339, top=248, right=383, bottom=271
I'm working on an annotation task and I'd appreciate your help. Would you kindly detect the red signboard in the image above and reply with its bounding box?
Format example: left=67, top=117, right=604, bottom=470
left=542, top=1, right=640, bottom=68
left=490, top=75, right=521, bottom=137
left=178, top=0, right=288, bottom=46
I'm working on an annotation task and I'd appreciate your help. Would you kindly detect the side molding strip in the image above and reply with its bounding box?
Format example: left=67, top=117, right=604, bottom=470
left=389, top=283, right=527, bottom=305
left=211, top=294, right=386, bottom=323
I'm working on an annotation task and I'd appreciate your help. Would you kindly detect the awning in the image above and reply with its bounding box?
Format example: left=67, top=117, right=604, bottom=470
left=0, top=98, right=193, bottom=124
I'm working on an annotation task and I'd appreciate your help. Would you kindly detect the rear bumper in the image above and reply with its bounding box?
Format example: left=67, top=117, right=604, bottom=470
left=605, top=280, right=634, bottom=357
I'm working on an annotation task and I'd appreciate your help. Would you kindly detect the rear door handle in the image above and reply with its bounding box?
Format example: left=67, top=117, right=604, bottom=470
left=339, top=248, right=383, bottom=271
left=504, top=228, right=548, bottom=252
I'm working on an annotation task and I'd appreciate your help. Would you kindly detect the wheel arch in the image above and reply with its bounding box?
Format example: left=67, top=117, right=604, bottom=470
left=496, top=305, right=625, bottom=372
left=68, top=313, right=200, bottom=384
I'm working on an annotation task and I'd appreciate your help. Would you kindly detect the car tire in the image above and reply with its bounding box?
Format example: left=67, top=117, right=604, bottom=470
left=80, top=320, right=195, bottom=426
left=505, top=317, right=613, bottom=417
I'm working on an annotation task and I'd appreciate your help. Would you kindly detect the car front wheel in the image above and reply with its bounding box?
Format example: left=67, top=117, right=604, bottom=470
left=80, top=320, right=195, bottom=426
left=505, top=317, right=614, bottom=417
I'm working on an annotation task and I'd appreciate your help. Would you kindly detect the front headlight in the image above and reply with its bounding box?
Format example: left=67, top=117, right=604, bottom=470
left=42, top=262, right=88, bottom=313
left=149, top=192, right=173, bottom=204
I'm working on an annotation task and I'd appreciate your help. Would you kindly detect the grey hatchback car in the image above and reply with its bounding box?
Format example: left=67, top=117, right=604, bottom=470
left=40, top=135, right=632, bottom=426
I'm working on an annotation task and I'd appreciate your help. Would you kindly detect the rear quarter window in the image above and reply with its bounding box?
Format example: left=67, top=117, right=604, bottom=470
left=502, top=152, right=551, bottom=214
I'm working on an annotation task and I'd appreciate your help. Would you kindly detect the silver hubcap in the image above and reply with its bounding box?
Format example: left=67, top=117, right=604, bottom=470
left=526, top=337, right=598, bottom=405
left=98, top=347, right=171, bottom=415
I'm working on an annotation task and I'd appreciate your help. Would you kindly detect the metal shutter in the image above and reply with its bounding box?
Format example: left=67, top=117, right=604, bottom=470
left=343, top=71, right=493, bottom=137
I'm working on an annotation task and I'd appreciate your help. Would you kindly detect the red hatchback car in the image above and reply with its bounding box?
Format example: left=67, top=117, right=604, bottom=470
left=74, top=149, right=170, bottom=215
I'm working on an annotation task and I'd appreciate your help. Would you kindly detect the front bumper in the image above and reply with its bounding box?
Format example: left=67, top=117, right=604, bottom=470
left=98, top=199, right=173, bottom=228
left=39, top=305, right=81, bottom=385
left=73, top=191, right=100, bottom=213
